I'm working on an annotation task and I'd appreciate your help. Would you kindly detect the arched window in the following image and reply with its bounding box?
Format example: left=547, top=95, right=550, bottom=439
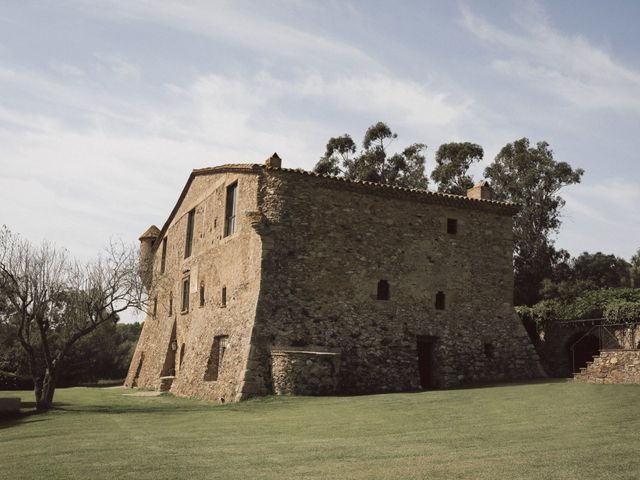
left=199, top=281, right=205, bottom=307
left=435, top=291, right=445, bottom=310
left=377, top=280, right=390, bottom=300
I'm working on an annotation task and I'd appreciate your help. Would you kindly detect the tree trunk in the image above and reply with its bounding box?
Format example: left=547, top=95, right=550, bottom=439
left=34, top=368, right=57, bottom=411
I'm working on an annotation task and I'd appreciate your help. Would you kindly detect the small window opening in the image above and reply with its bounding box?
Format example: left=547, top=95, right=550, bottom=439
left=484, top=343, right=495, bottom=359
left=221, top=286, right=227, bottom=307
left=184, top=209, right=196, bottom=258
left=199, top=281, right=205, bottom=307
left=152, top=297, right=158, bottom=318
left=447, top=218, right=457, bottom=235
left=168, top=292, right=173, bottom=316
left=181, top=277, right=190, bottom=313
left=224, top=182, right=238, bottom=237
left=377, top=280, right=390, bottom=300
left=179, top=343, right=186, bottom=369
left=435, top=291, right=445, bottom=310
left=204, top=335, right=228, bottom=381
left=160, top=237, right=167, bottom=273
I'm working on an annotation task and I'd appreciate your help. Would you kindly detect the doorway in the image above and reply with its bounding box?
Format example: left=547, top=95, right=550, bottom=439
left=567, top=333, right=600, bottom=373
left=417, top=336, right=436, bottom=389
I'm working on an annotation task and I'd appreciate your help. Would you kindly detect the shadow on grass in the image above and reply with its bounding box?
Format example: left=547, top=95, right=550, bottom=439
left=0, top=408, right=50, bottom=430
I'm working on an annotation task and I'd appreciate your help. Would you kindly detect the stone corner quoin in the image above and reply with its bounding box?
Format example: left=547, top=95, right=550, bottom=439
left=124, top=155, right=544, bottom=403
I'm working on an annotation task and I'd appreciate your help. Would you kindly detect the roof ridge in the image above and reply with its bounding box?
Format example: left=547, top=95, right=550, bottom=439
left=263, top=164, right=518, bottom=208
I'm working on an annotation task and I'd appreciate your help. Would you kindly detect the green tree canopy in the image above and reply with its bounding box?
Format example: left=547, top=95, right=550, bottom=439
left=431, top=142, right=483, bottom=195
left=571, top=252, right=631, bottom=288
left=485, top=138, right=584, bottom=305
left=540, top=250, right=633, bottom=300
left=314, top=122, right=428, bottom=189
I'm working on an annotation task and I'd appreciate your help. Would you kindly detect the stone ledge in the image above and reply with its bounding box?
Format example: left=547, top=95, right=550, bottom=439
left=270, top=346, right=341, bottom=356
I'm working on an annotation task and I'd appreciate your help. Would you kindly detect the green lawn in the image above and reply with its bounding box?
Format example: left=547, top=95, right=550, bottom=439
left=1, top=381, right=639, bottom=479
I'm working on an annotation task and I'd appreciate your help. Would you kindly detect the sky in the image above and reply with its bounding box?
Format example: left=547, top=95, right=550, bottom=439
left=1, top=0, right=639, bottom=268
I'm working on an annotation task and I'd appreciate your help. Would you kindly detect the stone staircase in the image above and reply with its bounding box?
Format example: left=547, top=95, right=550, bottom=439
left=573, top=349, right=640, bottom=384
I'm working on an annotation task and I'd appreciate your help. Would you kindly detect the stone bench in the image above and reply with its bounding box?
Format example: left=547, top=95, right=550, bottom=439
left=0, top=397, right=21, bottom=415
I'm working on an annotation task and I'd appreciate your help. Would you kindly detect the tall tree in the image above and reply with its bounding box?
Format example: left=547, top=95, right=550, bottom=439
left=485, top=138, right=584, bottom=306
left=0, top=227, right=144, bottom=410
left=314, top=122, right=428, bottom=189
left=314, top=135, right=356, bottom=177
left=431, top=142, right=484, bottom=195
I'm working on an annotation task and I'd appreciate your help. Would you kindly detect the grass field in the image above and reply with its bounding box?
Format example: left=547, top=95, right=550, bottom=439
left=1, top=381, right=639, bottom=479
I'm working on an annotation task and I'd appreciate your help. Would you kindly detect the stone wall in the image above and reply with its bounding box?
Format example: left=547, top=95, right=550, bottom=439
left=125, top=169, right=264, bottom=403
left=270, top=347, right=341, bottom=395
left=573, top=349, right=640, bottom=384
left=245, top=168, right=543, bottom=395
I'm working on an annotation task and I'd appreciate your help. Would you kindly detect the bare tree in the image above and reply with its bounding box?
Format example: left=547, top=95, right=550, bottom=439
left=0, top=226, right=145, bottom=411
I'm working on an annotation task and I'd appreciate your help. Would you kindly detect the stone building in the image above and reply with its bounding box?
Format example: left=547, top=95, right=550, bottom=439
left=125, top=154, right=543, bottom=402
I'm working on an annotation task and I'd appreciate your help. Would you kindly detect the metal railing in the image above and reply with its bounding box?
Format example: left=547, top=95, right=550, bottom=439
left=569, top=324, right=622, bottom=373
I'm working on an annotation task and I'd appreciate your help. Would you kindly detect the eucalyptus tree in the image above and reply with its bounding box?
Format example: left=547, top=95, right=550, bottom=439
left=314, top=122, right=429, bottom=189
left=485, top=138, right=584, bottom=305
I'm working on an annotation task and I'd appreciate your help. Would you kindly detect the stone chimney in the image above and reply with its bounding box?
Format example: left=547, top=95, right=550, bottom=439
left=466, top=180, right=494, bottom=200
left=265, top=152, right=282, bottom=169
left=138, top=225, right=160, bottom=290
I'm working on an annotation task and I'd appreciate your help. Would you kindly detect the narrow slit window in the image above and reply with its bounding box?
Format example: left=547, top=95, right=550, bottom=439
left=199, top=281, right=205, bottom=307
left=184, top=209, right=196, bottom=258
left=160, top=237, right=167, bottom=273
left=204, top=335, right=228, bottom=381
left=377, top=280, right=390, bottom=300
left=221, top=286, right=227, bottom=307
left=181, top=277, right=190, bottom=313
left=168, top=292, right=173, bottom=316
left=152, top=297, right=158, bottom=318
left=224, top=182, right=238, bottom=237
left=447, top=218, right=457, bottom=235
left=435, top=291, right=446, bottom=310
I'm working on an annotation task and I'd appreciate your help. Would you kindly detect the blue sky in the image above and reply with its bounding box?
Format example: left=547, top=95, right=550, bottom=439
left=1, top=0, right=639, bottom=267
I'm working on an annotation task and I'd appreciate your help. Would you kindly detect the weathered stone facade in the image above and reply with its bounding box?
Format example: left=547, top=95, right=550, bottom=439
left=125, top=158, right=543, bottom=402
left=573, top=349, right=640, bottom=384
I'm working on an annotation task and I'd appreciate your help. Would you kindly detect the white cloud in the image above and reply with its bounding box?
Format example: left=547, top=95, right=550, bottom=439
left=48, top=60, right=86, bottom=78
left=73, top=0, right=375, bottom=67
left=93, top=53, right=142, bottom=82
left=559, top=178, right=640, bottom=259
left=461, top=3, right=640, bottom=110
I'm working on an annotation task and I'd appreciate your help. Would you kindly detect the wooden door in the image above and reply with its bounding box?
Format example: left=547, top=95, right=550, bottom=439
left=417, top=337, right=434, bottom=389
